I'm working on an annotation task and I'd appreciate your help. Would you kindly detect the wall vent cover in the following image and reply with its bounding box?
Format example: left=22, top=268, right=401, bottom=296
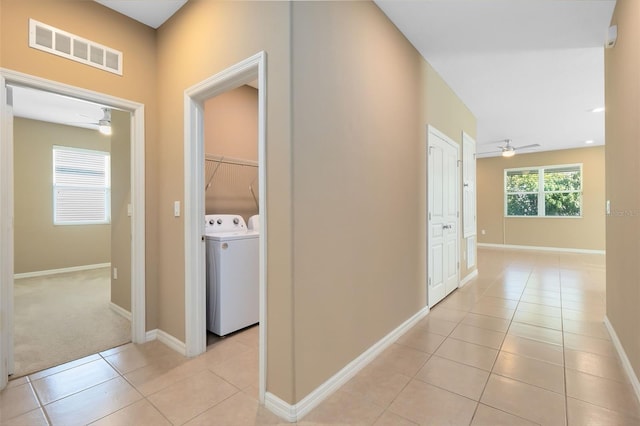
left=29, top=19, right=123, bottom=76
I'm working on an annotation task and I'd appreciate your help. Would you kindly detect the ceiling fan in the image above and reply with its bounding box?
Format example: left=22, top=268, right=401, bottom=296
left=69, top=107, right=112, bottom=135
left=93, top=108, right=112, bottom=135
left=479, top=139, right=540, bottom=157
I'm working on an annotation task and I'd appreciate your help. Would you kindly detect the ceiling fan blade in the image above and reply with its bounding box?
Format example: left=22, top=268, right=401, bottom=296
left=479, top=139, right=509, bottom=146
left=515, top=144, right=541, bottom=150
left=478, top=150, right=503, bottom=155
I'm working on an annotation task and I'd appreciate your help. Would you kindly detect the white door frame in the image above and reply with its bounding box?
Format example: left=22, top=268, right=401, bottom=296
left=183, top=52, right=267, bottom=403
left=0, top=69, right=146, bottom=389
left=427, top=125, right=460, bottom=307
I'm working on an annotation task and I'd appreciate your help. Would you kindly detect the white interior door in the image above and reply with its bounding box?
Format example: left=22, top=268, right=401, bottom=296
left=428, top=127, right=459, bottom=307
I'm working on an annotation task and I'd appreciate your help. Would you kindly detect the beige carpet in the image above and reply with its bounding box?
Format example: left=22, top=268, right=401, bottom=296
left=13, top=267, right=130, bottom=377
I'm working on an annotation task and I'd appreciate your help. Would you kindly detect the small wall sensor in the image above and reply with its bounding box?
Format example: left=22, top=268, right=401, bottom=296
left=606, top=25, right=618, bottom=49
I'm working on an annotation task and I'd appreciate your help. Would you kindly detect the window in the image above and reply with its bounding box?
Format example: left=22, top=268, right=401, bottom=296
left=505, top=164, right=582, bottom=217
left=53, top=146, right=110, bottom=225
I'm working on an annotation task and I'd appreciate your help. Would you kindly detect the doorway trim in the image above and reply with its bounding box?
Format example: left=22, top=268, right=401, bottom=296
left=183, top=52, right=267, bottom=402
left=0, top=69, right=146, bottom=389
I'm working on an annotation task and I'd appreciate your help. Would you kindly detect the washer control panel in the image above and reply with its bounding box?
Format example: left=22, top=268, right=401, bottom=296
left=205, top=214, right=247, bottom=234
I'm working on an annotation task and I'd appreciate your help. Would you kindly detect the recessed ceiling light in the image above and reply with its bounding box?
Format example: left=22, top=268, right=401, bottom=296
left=585, top=140, right=594, bottom=144
left=590, top=107, right=605, bottom=113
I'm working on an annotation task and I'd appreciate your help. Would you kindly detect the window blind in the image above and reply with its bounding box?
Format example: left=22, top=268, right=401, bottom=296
left=53, top=146, right=110, bottom=225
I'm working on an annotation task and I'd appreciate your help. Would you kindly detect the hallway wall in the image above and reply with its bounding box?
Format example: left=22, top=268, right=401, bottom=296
left=291, top=1, right=476, bottom=400
left=605, top=0, right=640, bottom=382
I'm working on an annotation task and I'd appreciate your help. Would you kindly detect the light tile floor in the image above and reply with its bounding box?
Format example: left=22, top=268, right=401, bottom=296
left=2, top=248, right=640, bottom=425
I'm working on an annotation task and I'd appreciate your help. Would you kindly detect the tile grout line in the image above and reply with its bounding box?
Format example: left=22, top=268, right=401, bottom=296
left=95, top=337, right=256, bottom=424
left=470, top=261, right=536, bottom=424
left=464, top=262, right=508, bottom=425
left=560, top=262, right=570, bottom=426
left=99, top=350, right=176, bottom=426
left=380, top=340, right=436, bottom=422
left=375, top=300, right=467, bottom=426
left=24, top=376, right=53, bottom=426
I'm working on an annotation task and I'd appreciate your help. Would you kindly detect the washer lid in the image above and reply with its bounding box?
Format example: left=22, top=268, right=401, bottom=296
left=206, top=231, right=258, bottom=241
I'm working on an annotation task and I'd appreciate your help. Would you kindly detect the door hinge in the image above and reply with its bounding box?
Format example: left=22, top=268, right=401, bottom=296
left=428, top=212, right=432, bottom=220
left=457, top=261, right=460, bottom=270
left=428, top=146, right=433, bottom=155
left=457, top=160, right=461, bottom=167
left=428, top=277, right=432, bottom=287
left=457, top=211, right=460, bottom=218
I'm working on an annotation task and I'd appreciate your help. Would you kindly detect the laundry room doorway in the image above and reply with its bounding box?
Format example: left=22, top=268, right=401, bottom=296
left=183, top=52, right=267, bottom=402
left=203, top=84, right=260, bottom=346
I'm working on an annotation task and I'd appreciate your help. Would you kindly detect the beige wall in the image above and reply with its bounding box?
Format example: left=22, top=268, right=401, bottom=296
left=605, top=0, right=640, bottom=380
left=291, top=2, right=476, bottom=400
left=204, top=85, right=258, bottom=160
left=291, top=1, right=422, bottom=399
left=476, top=147, right=605, bottom=251
left=204, top=85, right=259, bottom=220
left=155, top=0, right=294, bottom=402
left=1, top=0, right=159, bottom=330
left=13, top=118, right=110, bottom=273
left=110, top=110, right=131, bottom=312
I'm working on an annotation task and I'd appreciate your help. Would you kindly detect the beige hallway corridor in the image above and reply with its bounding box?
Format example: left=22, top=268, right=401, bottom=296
left=2, top=248, right=639, bottom=425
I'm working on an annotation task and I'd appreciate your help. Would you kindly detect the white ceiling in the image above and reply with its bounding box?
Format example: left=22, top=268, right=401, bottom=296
left=11, top=85, right=110, bottom=131
left=95, top=0, right=187, bottom=29
left=14, top=1, right=616, bottom=158
left=375, top=0, right=616, bottom=157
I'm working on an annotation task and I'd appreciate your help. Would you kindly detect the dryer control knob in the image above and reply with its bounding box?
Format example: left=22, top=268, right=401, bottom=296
left=209, top=220, right=215, bottom=225
left=233, top=218, right=239, bottom=225
left=216, top=218, right=223, bottom=225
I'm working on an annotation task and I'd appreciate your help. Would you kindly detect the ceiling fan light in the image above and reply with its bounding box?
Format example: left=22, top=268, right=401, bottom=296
left=502, top=149, right=515, bottom=158
left=97, top=107, right=112, bottom=135
left=99, top=120, right=112, bottom=135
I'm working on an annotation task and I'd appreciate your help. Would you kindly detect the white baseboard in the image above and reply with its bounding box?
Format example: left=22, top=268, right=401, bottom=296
left=459, top=269, right=478, bottom=288
left=145, top=329, right=157, bottom=342
left=265, top=306, right=430, bottom=422
left=109, top=302, right=132, bottom=321
left=265, top=393, right=297, bottom=423
left=478, top=243, right=605, bottom=255
left=145, top=328, right=187, bottom=356
left=14, top=262, right=111, bottom=279
left=604, top=316, right=640, bottom=404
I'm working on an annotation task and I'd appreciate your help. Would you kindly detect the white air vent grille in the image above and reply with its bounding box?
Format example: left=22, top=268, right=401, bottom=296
left=29, top=19, right=123, bottom=75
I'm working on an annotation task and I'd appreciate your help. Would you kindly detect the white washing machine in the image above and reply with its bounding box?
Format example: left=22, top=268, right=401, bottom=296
left=205, top=214, right=259, bottom=336
left=247, top=214, right=259, bottom=231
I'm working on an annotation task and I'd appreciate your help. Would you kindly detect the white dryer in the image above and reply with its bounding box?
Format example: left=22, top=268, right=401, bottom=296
left=205, top=214, right=259, bottom=336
